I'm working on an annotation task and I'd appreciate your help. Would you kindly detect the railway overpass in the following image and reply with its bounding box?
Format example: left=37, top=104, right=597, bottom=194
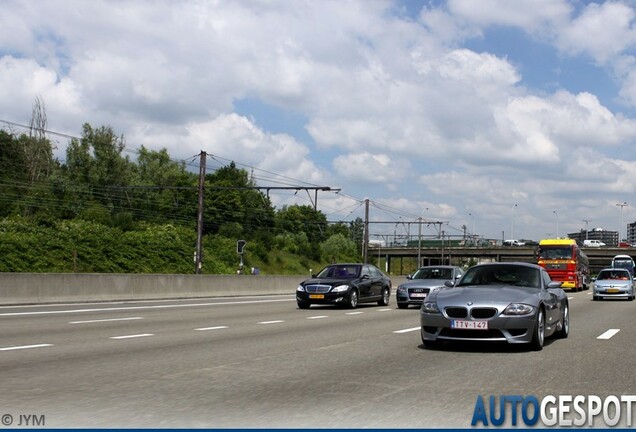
left=373, top=245, right=635, bottom=276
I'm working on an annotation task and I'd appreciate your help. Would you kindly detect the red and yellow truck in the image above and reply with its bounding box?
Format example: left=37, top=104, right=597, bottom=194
left=536, top=238, right=589, bottom=291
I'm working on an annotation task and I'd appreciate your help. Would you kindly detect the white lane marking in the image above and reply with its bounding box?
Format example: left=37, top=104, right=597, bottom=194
left=0, top=298, right=295, bottom=317
left=378, top=308, right=392, bottom=312
left=0, top=344, right=53, bottom=351
left=393, top=327, right=420, bottom=334
left=346, top=312, right=364, bottom=315
left=597, top=329, right=621, bottom=340
left=69, top=317, right=143, bottom=324
left=307, top=316, right=328, bottom=320
left=110, top=334, right=154, bottom=340
left=259, top=320, right=285, bottom=325
left=194, top=326, right=228, bottom=331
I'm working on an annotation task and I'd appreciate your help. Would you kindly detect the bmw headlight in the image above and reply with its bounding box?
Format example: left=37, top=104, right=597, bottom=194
left=296, top=285, right=305, bottom=292
left=421, top=301, right=440, bottom=314
left=503, top=303, right=534, bottom=315
left=331, top=284, right=349, bottom=293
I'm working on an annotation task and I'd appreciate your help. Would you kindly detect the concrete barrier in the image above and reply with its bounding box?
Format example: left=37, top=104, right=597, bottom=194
left=0, top=273, right=409, bottom=305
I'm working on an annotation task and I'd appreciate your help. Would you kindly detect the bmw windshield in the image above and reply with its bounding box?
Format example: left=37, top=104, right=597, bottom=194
left=456, top=265, right=540, bottom=288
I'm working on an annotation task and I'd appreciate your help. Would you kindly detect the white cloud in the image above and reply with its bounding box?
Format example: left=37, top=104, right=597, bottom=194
left=3, top=0, right=636, bottom=239
left=557, top=2, right=636, bottom=65
left=333, top=152, right=397, bottom=183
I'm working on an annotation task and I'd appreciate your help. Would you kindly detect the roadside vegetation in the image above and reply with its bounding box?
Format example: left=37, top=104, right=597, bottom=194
left=0, top=104, right=364, bottom=274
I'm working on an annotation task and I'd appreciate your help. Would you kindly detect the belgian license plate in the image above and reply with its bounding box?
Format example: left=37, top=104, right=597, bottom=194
left=411, top=293, right=427, bottom=298
left=451, top=320, right=488, bottom=330
left=309, top=294, right=324, bottom=299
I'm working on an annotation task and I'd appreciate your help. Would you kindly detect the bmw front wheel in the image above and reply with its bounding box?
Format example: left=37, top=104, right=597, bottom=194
left=530, top=308, right=545, bottom=351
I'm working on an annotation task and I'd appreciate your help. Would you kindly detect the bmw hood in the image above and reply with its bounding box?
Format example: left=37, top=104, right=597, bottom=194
left=430, top=285, right=538, bottom=306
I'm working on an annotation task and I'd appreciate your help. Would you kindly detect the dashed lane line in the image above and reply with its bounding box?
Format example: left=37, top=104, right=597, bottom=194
left=307, top=316, right=329, bottom=320
left=110, top=334, right=154, bottom=340
left=69, top=317, right=143, bottom=324
left=194, top=326, right=229, bottom=331
left=258, top=320, right=285, bottom=325
left=597, top=329, right=620, bottom=340
left=393, top=327, right=420, bottom=334
left=0, top=344, right=53, bottom=351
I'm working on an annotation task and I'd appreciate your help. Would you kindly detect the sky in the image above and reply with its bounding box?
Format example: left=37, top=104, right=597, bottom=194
left=2, top=0, right=636, bottom=244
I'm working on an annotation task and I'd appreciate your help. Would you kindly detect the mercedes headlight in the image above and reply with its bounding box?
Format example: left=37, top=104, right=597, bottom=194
left=331, top=284, right=349, bottom=293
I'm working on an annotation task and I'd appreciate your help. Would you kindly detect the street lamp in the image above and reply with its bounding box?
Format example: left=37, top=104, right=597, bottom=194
left=468, top=212, right=476, bottom=242
left=616, top=202, right=629, bottom=242
left=511, top=204, right=517, bottom=239
left=582, top=219, right=591, bottom=240
left=553, top=210, right=559, bottom=238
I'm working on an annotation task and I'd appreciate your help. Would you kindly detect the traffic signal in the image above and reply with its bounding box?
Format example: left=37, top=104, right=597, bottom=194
left=237, top=239, right=247, bottom=254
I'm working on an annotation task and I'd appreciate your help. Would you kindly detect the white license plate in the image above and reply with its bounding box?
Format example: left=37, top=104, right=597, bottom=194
left=410, top=293, right=427, bottom=298
left=451, top=320, right=488, bottom=330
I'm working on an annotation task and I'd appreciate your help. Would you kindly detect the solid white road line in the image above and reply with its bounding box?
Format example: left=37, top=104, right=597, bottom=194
left=597, top=329, right=621, bottom=340
left=307, top=316, right=328, bottom=320
left=258, top=320, right=285, bottom=325
left=110, top=334, right=154, bottom=340
left=194, top=326, right=229, bottom=331
left=393, top=327, right=420, bottom=334
left=0, top=298, right=295, bottom=317
left=0, top=344, right=53, bottom=351
left=69, top=317, right=143, bottom=324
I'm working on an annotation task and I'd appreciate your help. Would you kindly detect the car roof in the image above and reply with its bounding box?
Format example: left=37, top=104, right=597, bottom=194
left=469, top=262, right=543, bottom=270
left=417, top=265, right=459, bottom=269
left=599, top=267, right=630, bottom=273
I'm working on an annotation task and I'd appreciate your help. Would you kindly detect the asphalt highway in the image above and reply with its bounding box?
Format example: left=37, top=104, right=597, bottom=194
left=0, top=291, right=634, bottom=428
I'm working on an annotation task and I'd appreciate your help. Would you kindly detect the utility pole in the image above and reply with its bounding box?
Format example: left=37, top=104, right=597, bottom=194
left=363, top=198, right=369, bottom=263
left=195, top=151, right=206, bottom=274
left=417, top=217, right=422, bottom=267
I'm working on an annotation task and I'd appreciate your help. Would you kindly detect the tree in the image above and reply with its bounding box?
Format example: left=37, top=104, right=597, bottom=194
left=320, top=233, right=358, bottom=263
left=63, top=123, right=134, bottom=216
left=0, top=130, right=27, bottom=217
left=205, top=162, right=275, bottom=239
left=23, top=96, right=55, bottom=183
left=132, top=146, right=196, bottom=224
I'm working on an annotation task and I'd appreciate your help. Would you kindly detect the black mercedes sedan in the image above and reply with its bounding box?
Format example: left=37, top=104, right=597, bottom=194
left=296, top=263, right=392, bottom=309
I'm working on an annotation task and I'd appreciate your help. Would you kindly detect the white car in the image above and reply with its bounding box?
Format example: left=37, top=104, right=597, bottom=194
left=583, top=239, right=605, bottom=247
left=503, top=239, right=525, bottom=246
left=593, top=268, right=634, bottom=301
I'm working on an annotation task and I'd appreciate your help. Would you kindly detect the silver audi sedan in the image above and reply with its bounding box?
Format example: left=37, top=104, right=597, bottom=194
left=592, top=268, right=635, bottom=301
left=420, top=262, right=569, bottom=351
